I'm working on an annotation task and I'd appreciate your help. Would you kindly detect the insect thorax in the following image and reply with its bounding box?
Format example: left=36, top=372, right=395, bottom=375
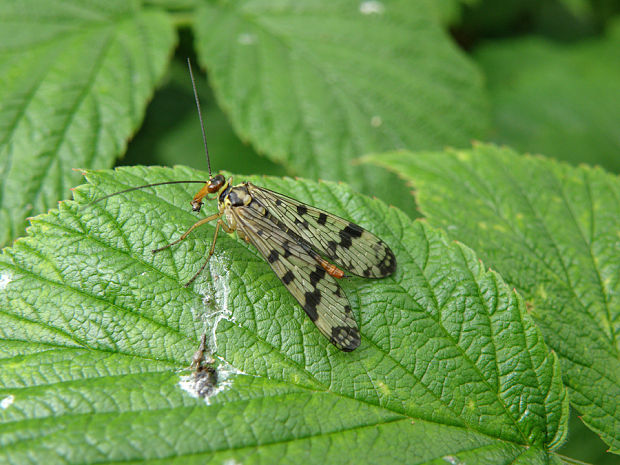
left=221, top=184, right=252, bottom=208
left=218, top=183, right=253, bottom=232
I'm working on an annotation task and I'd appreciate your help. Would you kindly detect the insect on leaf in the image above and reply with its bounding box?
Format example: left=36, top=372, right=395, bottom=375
left=225, top=182, right=396, bottom=350
left=133, top=168, right=395, bottom=352
left=88, top=60, right=396, bottom=351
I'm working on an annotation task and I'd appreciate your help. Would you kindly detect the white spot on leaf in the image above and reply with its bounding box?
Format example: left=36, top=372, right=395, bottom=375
left=1, top=395, right=15, bottom=409
left=191, top=252, right=234, bottom=353
left=178, top=360, right=242, bottom=405
left=443, top=456, right=465, bottom=465
left=359, top=1, right=385, bottom=15
left=223, top=460, right=242, bottom=465
left=201, top=251, right=235, bottom=351
left=202, top=293, right=214, bottom=306
left=377, top=380, right=390, bottom=396
left=0, top=274, right=12, bottom=290
left=237, top=33, right=257, bottom=45
left=370, top=115, right=383, bottom=127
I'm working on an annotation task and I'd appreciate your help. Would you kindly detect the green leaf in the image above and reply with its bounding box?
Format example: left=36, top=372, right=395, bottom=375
left=364, top=143, right=620, bottom=453
left=475, top=22, right=620, bottom=173
left=193, top=0, right=488, bottom=216
left=0, top=166, right=568, bottom=462
left=0, top=0, right=176, bottom=247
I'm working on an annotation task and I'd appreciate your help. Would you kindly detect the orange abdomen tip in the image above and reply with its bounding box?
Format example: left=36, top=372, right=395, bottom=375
left=320, top=260, right=345, bottom=279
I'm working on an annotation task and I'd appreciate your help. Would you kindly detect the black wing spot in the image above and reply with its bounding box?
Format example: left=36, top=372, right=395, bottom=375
left=338, top=229, right=353, bottom=249
left=317, top=213, right=327, bottom=225
left=303, top=289, right=321, bottom=321
left=275, top=199, right=283, bottom=206
left=331, top=326, right=360, bottom=352
left=344, top=305, right=352, bottom=315
left=309, top=267, right=326, bottom=287
left=282, top=270, right=294, bottom=284
left=327, top=240, right=338, bottom=255
left=378, top=249, right=396, bottom=276
left=344, top=223, right=364, bottom=238
left=296, top=205, right=308, bottom=215
left=267, top=249, right=279, bottom=263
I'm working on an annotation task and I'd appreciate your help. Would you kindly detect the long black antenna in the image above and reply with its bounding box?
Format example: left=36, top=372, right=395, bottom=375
left=187, top=58, right=212, bottom=177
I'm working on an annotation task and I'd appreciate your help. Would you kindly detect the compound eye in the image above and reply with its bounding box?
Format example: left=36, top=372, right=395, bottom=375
left=207, top=175, right=225, bottom=193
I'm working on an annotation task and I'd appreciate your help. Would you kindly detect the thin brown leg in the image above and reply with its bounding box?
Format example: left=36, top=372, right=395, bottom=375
left=152, top=212, right=221, bottom=254
left=184, top=219, right=231, bottom=287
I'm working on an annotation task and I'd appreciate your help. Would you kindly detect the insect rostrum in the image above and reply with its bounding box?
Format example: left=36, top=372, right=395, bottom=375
left=153, top=173, right=396, bottom=352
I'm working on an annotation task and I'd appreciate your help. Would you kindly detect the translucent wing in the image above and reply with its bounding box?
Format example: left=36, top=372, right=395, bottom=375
left=230, top=202, right=360, bottom=351
left=247, top=183, right=395, bottom=278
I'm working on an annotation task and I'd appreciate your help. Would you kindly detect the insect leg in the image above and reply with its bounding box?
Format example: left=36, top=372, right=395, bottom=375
left=183, top=219, right=230, bottom=287
left=152, top=212, right=221, bottom=254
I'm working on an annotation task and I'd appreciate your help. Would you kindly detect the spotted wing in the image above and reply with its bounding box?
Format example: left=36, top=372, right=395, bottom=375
left=247, top=183, right=395, bottom=278
left=230, top=203, right=361, bottom=351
